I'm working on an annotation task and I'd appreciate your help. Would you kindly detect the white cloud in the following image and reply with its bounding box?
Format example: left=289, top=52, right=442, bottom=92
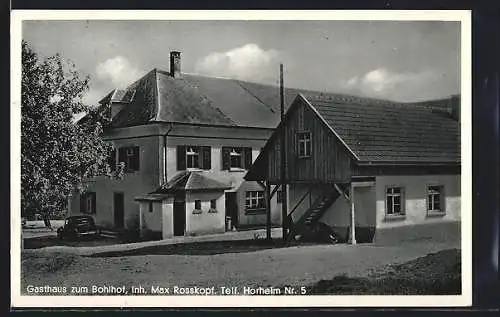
left=344, top=68, right=439, bottom=96
left=195, top=44, right=279, bottom=82
left=95, top=56, right=143, bottom=89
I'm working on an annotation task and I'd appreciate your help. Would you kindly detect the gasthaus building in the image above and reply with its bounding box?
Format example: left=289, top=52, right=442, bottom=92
left=244, top=93, right=461, bottom=244
left=69, top=50, right=461, bottom=241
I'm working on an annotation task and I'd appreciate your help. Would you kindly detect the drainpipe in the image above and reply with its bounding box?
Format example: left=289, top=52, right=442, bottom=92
left=162, top=122, right=174, bottom=184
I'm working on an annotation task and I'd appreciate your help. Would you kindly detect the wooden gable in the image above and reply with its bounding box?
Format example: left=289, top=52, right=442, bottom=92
left=251, top=95, right=354, bottom=184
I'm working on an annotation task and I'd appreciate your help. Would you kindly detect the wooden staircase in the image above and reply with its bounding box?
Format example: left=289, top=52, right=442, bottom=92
left=287, top=184, right=346, bottom=242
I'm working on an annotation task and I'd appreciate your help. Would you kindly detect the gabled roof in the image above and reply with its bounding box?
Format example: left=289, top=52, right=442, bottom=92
left=306, top=95, right=461, bottom=163
left=245, top=94, right=460, bottom=180
left=100, top=68, right=457, bottom=129
left=154, top=171, right=232, bottom=193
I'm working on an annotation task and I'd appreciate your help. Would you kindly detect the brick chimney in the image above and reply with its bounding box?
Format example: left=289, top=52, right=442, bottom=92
left=170, top=51, right=181, bottom=77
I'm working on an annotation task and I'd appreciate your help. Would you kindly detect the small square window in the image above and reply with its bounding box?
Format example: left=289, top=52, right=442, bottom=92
left=427, top=185, right=445, bottom=215
left=209, top=199, right=217, bottom=213
left=297, top=132, right=312, bottom=157
left=245, top=191, right=265, bottom=214
left=194, top=200, right=202, bottom=210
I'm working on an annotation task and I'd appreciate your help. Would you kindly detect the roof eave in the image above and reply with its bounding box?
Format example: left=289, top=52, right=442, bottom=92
left=356, top=161, right=461, bottom=166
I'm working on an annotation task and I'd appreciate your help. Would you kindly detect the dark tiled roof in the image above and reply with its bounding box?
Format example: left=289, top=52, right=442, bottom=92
left=103, top=68, right=435, bottom=129
left=306, top=96, right=460, bottom=163
left=153, top=171, right=232, bottom=193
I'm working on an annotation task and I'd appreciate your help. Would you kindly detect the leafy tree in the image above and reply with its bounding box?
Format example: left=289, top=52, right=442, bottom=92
left=21, top=40, right=121, bottom=223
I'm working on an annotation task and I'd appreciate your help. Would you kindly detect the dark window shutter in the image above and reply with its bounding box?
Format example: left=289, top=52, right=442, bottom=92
left=130, top=146, right=140, bottom=171
left=107, top=148, right=116, bottom=171
left=244, top=147, right=253, bottom=169
left=118, top=147, right=127, bottom=170
left=222, top=147, right=230, bottom=170
left=177, top=146, right=186, bottom=170
left=91, top=192, right=96, bottom=214
left=202, top=146, right=211, bottom=170
left=80, top=193, right=86, bottom=213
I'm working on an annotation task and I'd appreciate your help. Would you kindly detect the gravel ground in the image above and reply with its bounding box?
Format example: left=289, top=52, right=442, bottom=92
left=21, top=240, right=460, bottom=295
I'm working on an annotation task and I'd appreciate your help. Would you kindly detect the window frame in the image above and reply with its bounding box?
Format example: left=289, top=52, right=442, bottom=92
left=229, top=147, right=244, bottom=170
left=385, top=186, right=405, bottom=219
left=426, top=184, right=446, bottom=217
left=296, top=131, right=312, bottom=158
left=119, top=145, right=140, bottom=172
left=193, top=199, right=202, bottom=214
left=245, top=190, right=266, bottom=214
left=185, top=146, right=201, bottom=170
left=209, top=199, right=218, bottom=213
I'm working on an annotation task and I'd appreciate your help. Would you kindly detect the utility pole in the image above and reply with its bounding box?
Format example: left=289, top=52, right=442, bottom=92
left=280, top=63, right=288, bottom=242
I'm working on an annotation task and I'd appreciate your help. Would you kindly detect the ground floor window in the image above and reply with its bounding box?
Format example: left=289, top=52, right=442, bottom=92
left=209, top=199, right=218, bottom=213
left=386, top=187, right=404, bottom=216
left=80, top=192, right=96, bottom=215
left=245, top=191, right=265, bottom=214
left=427, top=185, right=445, bottom=215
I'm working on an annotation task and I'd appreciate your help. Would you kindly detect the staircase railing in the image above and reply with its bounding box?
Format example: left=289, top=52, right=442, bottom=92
left=287, top=185, right=339, bottom=242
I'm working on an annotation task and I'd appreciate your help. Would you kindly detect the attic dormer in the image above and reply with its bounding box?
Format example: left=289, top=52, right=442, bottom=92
left=99, top=88, right=136, bottom=120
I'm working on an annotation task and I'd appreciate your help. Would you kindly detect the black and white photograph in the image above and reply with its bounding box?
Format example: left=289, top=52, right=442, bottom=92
left=11, top=10, right=472, bottom=307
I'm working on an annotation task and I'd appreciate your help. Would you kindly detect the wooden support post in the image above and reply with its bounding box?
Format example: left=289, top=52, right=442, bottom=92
left=279, top=63, right=288, bottom=242
left=265, top=181, right=272, bottom=240
left=349, top=183, right=357, bottom=245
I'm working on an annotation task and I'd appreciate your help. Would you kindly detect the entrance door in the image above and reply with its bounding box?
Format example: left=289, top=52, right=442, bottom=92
left=113, top=192, right=124, bottom=228
left=225, top=192, right=238, bottom=231
left=173, top=192, right=186, bottom=236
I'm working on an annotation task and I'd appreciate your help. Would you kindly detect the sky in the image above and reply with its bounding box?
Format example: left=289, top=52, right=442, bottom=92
left=22, top=20, right=461, bottom=105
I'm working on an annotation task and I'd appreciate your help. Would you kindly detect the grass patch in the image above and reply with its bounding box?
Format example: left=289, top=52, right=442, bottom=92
left=306, top=249, right=461, bottom=295
left=22, top=252, right=78, bottom=274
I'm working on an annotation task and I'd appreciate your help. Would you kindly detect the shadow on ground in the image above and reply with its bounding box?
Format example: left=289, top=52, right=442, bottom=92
left=88, top=239, right=341, bottom=257
left=24, top=235, right=130, bottom=249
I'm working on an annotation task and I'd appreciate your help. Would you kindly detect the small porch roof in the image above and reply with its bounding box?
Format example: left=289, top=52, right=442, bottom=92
left=135, top=171, right=232, bottom=202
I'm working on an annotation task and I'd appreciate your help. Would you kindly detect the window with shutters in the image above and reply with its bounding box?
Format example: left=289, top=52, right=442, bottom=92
left=186, top=146, right=200, bottom=169
left=222, top=147, right=252, bottom=171
left=230, top=147, right=243, bottom=169
left=118, top=146, right=140, bottom=172
left=385, top=186, right=405, bottom=218
left=177, top=146, right=211, bottom=171
left=245, top=191, right=265, bottom=214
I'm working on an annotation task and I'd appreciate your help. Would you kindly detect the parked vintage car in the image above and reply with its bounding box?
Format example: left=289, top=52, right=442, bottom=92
left=57, top=215, right=102, bottom=240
